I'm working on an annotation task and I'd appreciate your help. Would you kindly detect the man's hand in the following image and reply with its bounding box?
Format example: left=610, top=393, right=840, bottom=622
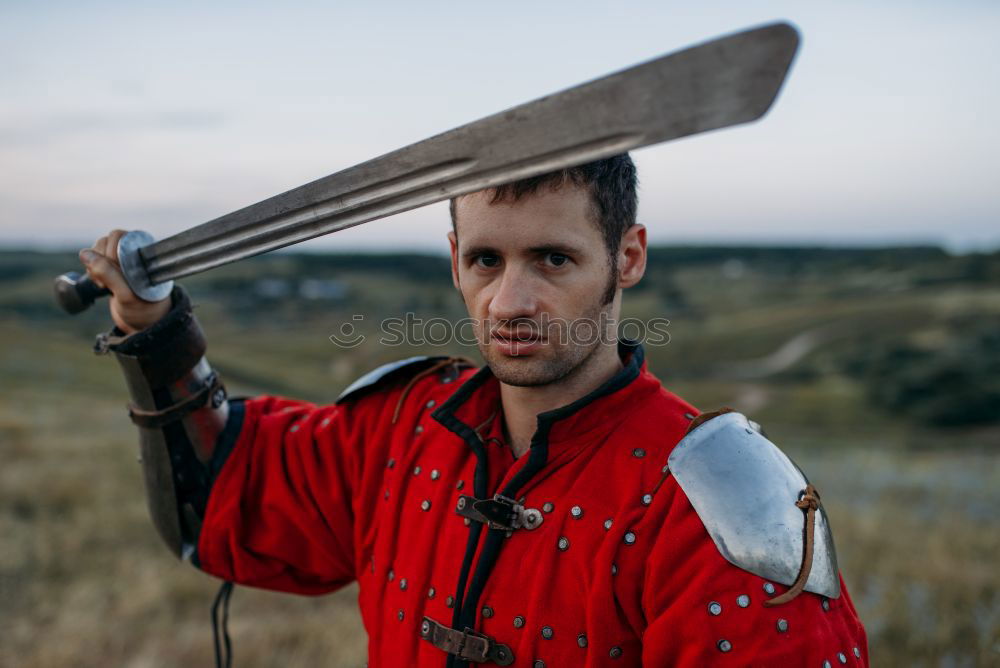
left=79, top=229, right=171, bottom=335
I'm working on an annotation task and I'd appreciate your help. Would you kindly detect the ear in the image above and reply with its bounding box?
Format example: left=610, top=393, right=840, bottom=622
left=618, top=224, right=647, bottom=289
left=447, top=230, right=461, bottom=290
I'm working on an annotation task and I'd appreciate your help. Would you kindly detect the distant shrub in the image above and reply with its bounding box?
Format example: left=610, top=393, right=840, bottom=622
left=0, top=264, right=36, bottom=282
left=846, top=319, right=1000, bottom=427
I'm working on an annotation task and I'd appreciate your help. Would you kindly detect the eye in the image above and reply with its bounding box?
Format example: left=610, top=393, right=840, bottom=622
left=546, top=253, right=570, bottom=267
left=475, top=254, right=501, bottom=268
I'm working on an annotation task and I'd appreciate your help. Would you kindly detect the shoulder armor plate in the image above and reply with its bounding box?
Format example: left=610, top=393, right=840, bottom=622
left=667, top=411, right=841, bottom=599
left=336, top=356, right=448, bottom=404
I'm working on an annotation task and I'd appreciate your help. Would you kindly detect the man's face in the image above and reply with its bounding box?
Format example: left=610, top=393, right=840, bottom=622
left=448, top=185, right=620, bottom=387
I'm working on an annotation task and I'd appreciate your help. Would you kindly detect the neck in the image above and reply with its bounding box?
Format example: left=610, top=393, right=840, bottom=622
left=499, top=342, right=624, bottom=458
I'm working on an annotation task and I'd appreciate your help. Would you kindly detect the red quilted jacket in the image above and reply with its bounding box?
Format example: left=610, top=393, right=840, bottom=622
left=196, top=342, right=868, bottom=667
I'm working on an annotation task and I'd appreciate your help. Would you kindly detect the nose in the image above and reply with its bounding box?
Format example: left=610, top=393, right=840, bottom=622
left=488, top=264, right=538, bottom=323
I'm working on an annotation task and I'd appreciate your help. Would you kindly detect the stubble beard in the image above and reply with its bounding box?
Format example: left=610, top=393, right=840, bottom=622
left=478, top=293, right=616, bottom=388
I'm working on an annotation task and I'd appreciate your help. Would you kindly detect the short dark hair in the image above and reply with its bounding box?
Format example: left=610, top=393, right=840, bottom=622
left=449, top=153, right=638, bottom=259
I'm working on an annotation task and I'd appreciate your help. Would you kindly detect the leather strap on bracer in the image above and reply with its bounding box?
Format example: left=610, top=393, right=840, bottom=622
left=94, top=285, right=207, bottom=388
left=128, top=371, right=226, bottom=429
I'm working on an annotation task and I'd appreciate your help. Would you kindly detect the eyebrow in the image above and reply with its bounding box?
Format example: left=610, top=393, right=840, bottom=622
left=461, top=245, right=498, bottom=259
left=527, top=243, right=583, bottom=255
left=461, top=243, right=584, bottom=258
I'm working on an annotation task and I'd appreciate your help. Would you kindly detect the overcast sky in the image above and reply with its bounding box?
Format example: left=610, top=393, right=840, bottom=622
left=2, top=1, right=997, bottom=254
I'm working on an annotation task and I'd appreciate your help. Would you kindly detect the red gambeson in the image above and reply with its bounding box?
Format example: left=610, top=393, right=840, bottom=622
left=196, top=342, right=868, bottom=666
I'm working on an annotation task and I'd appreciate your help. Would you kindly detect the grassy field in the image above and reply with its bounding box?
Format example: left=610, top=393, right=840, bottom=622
left=0, top=247, right=998, bottom=666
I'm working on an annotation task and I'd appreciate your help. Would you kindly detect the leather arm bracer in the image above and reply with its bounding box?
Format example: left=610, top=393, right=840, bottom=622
left=95, top=286, right=239, bottom=560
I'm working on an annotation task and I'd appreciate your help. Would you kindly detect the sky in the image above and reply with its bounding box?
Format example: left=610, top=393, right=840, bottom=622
left=1, top=1, right=998, bottom=255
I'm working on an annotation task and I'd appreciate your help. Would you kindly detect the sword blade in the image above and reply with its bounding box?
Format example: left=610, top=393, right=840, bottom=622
left=144, top=22, right=798, bottom=283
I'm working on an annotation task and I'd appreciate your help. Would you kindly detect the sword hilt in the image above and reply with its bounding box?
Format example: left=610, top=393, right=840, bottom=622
left=52, top=230, right=174, bottom=316
left=53, top=272, right=112, bottom=314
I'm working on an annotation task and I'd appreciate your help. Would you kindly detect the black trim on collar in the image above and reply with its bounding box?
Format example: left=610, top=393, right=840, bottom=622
left=431, top=339, right=643, bottom=450
left=430, top=340, right=644, bottom=668
left=428, top=365, right=495, bottom=657
left=430, top=364, right=496, bottom=462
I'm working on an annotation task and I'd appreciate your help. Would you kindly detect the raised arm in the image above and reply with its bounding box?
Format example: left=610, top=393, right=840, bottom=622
left=79, top=231, right=390, bottom=594
left=81, top=231, right=229, bottom=559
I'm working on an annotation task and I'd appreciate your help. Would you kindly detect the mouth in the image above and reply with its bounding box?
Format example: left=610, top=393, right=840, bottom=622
left=491, top=327, right=545, bottom=356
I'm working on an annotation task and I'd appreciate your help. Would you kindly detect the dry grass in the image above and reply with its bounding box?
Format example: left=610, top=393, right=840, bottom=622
left=0, top=325, right=367, bottom=668
left=793, top=448, right=1000, bottom=666
left=1, top=300, right=998, bottom=666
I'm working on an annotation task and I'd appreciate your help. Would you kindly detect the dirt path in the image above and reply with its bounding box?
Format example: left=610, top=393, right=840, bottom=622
left=720, top=324, right=846, bottom=414
left=725, top=325, right=837, bottom=380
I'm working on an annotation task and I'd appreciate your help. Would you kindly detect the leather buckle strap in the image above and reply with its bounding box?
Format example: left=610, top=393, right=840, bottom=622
left=764, top=484, right=822, bottom=607
left=455, top=494, right=543, bottom=532
left=419, top=616, right=514, bottom=666
left=128, top=372, right=226, bottom=429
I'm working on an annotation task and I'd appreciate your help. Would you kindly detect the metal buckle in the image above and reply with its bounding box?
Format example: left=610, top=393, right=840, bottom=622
left=127, top=372, right=226, bottom=429
left=420, top=616, right=514, bottom=665
left=455, top=494, right=543, bottom=531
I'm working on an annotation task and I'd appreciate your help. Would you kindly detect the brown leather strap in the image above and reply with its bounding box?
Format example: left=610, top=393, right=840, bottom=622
left=684, top=407, right=736, bottom=435
left=94, top=330, right=131, bottom=351
left=473, top=409, right=499, bottom=439
left=128, top=373, right=225, bottom=429
left=764, top=484, right=821, bottom=607
left=96, top=286, right=209, bottom=388
left=419, top=616, right=514, bottom=665
left=391, top=356, right=476, bottom=424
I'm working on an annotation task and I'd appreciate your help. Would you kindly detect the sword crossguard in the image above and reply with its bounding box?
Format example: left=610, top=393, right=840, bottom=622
left=53, top=230, right=174, bottom=315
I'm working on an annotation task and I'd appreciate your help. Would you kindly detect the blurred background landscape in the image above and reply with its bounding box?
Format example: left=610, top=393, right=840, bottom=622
left=0, top=245, right=997, bottom=667
left=3, top=1, right=999, bottom=666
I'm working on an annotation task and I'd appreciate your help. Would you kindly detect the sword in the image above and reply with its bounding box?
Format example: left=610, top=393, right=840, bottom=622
left=54, top=22, right=799, bottom=314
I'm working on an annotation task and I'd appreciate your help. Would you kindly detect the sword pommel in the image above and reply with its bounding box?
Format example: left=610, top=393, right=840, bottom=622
left=53, top=271, right=111, bottom=314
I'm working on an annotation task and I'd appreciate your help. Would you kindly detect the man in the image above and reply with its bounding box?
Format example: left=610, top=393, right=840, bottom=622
left=80, top=155, right=868, bottom=666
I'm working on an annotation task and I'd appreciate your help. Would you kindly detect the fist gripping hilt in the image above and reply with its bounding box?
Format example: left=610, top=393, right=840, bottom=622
left=54, top=230, right=174, bottom=314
